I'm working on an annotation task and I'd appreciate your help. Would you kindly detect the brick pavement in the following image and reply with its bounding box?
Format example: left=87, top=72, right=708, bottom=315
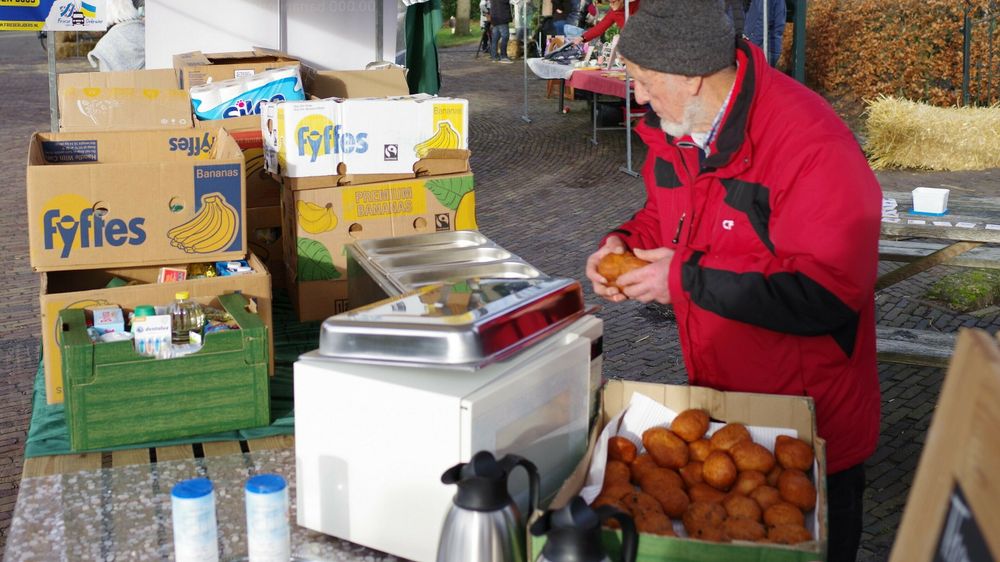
left=1, top=33, right=999, bottom=560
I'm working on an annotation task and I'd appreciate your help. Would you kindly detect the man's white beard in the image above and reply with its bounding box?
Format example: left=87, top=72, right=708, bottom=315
left=660, top=96, right=703, bottom=138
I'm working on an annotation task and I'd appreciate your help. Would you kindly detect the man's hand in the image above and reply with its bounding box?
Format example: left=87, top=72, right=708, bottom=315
left=615, top=247, right=675, bottom=304
left=585, top=236, right=628, bottom=303
left=571, top=35, right=584, bottom=45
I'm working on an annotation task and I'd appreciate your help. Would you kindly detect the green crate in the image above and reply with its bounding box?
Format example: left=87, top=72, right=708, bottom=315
left=59, top=293, right=270, bottom=451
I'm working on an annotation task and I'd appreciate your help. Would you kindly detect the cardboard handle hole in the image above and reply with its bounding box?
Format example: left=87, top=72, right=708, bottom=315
left=412, top=217, right=429, bottom=231
left=91, top=202, right=109, bottom=217
left=348, top=223, right=364, bottom=238
left=168, top=197, right=186, bottom=213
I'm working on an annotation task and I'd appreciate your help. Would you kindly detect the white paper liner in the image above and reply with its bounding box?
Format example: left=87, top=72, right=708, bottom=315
left=579, top=391, right=820, bottom=542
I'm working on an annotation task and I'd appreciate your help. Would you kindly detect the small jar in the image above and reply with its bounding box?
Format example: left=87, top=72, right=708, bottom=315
left=171, top=477, right=219, bottom=562
left=245, top=474, right=291, bottom=562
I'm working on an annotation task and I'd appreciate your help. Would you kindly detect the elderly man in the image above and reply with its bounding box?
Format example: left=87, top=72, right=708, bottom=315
left=584, top=1, right=881, bottom=560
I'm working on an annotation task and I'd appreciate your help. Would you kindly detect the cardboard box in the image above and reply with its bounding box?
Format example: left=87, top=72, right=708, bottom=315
left=59, top=292, right=269, bottom=451
left=248, top=206, right=284, bottom=289
left=531, top=380, right=828, bottom=562
left=26, top=127, right=246, bottom=271
left=40, top=253, right=273, bottom=404
left=262, top=95, right=468, bottom=177
left=231, top=128, right=280, bottom=208
left=282, top=173, right=476, bottom=321
left=174, top=47, right=300, bottom=89
left=889, top=329, right=1000, bottom=561
left=58, top=69, right=193, bottom=132
left=309, top=67, right=409, bottom=99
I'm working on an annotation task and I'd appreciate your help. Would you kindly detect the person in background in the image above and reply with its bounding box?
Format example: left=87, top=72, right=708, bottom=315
left=551, top=0, right=572, bottom=37
left=743, top=0, right=786, bottom=65
left=584, top=1, right=880, bottom=561
left=571, top=0, right=639, bottom=45
left=87, top=0, right=144, bottom=71
left=488, top=0, right=515, bottom=63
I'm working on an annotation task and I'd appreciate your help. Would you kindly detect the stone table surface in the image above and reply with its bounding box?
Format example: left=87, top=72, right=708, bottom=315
left=5, top=448, right=408, bottom=562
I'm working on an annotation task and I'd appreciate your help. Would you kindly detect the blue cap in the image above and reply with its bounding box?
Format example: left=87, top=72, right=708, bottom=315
left=171, top=477, right=213, bottom=499
left=246, top=474, right=286, bottom=494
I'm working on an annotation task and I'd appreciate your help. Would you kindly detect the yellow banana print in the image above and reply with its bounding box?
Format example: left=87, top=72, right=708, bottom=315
left=414, top=121, right=461, bottom=158
left=167, top=193, right=240, bottom=254
left=297, top=200, right=338, bottom=234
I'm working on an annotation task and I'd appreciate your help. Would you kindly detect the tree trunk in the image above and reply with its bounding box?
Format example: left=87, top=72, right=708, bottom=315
left=455, top=0, right=471, bottom=36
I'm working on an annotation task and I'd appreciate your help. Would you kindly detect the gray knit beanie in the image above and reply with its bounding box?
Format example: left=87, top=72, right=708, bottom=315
left=618, top=0, right=736, bottom=76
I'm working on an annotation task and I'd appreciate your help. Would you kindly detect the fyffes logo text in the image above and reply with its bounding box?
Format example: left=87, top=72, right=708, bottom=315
left=42, top=195, right=146, bottom=259
left=168, top=131, right=214, bottom=157
left=295, top=114, right=369, bottom=163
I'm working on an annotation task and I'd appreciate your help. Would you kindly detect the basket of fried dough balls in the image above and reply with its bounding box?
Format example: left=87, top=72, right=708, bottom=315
left=589, top=408, right=817, bottom=545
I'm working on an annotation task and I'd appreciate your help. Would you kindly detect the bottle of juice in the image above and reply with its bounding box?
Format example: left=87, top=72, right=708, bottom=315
left=169, top=291, right=205, bottom=344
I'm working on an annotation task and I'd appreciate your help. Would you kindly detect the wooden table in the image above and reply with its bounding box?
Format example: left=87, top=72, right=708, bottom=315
left=879, top=190, right=1000, bottom=290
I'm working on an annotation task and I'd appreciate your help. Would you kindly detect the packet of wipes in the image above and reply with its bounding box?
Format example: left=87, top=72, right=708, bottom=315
left=191, top=66, right=305, bottom=121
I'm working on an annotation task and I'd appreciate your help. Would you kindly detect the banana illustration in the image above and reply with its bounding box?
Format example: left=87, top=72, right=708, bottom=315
left=297, top=200, right=338, bottom=234
left=414, top=121, right=461, bottom=158
left=167, top=193, right=240, bottom=253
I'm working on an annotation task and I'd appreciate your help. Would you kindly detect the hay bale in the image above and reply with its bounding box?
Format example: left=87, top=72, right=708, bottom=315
left=864, top=95, right=1000, bottom=171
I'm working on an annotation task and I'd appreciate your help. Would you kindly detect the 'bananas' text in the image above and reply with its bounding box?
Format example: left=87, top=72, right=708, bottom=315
left=297, top=125, right=369, bottom=162
left=43, top=208, right=146, bottom=259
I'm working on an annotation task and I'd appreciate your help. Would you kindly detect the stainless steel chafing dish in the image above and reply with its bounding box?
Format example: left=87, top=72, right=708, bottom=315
left=346, top=231, right=548, bottom=310
left=319, top=277, right=588, bottom=369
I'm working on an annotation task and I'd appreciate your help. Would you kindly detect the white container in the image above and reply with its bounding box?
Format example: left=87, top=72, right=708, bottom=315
left=245, top=474, right=291, bottom=562
left=171, top=478, right=219, bottom=562
left=912, top=187, right=950, bottom=215
left=294, top=315, right=600, bottom=562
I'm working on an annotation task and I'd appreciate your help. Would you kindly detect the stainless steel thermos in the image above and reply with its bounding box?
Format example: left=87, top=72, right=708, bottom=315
left=530, top=496, right=638, bottom=562
left=436, top=451, right=540, bottom=562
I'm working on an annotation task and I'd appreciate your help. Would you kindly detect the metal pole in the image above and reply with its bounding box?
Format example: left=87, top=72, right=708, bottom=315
left=762, top=0, right=768, bottom=65
left=522, top=0, right=531, bottom=122
left=375, top=0, right=384, bottom=62
left=618, top=0, right=637, bottom=176
left=47, top=31, right=58, bottom=133
left=963, top=6, right=972, bottom=106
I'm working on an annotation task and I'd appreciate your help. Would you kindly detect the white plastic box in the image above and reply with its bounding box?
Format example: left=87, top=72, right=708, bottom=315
left=912, top=187, right=950, bottom=215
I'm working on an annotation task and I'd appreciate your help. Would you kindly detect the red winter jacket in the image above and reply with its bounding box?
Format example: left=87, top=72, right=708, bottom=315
left=608, top=41, right=881, bottom=474
left=581, top=0, right=639, bottom=42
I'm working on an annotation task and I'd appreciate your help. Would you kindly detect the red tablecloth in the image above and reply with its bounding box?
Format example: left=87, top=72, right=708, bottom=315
left=567, top=69, right=632, bottom=99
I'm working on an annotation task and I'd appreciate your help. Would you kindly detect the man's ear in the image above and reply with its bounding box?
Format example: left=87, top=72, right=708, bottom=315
left=685, top=75, right=705, bottom=96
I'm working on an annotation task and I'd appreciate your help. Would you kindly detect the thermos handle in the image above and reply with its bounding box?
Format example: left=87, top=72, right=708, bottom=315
left=595, top=506, right=638, bottom=562
left=502, top=454, right=540, bottom=515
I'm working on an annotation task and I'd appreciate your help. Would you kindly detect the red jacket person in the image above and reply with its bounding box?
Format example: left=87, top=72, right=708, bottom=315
left=584, top=1, right=881, bottom=561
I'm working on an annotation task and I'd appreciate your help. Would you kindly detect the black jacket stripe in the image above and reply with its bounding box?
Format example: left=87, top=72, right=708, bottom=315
left=681, top=251, right=859, bottom=357
left=704, top=39, right=756, bottom=172
left=720, top=178, right=774, bottom=253
left=654, top=158, right=683, bottom=188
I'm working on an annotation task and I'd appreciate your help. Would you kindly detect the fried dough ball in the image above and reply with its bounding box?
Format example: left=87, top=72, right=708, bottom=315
left=702, top=450, right=738, bottom=491
left=750, top=485, right=782, bottom=511
left=688, top=482, right=728, bottom=504
left=730, top=441, right=776, bottom=474
left=723, top=494, right=762, bottom=522
left=599, top=482, right=637, bottom=502
left=634, top=510, right=676, bottom=536
left=679, top=462, right=704, bottom=488
left=710, top=423, right=752, bottom=452
left=724, top=517, right=767, bottom=542
left=607, top=436, right=638, bottom=464
left=597, top=251, right=650, bottom=290
left=638, top=467, right=684, bottom=492
left=763, top=502, right=805, bottom=528
left=620, top=491, right=665, bottom=518
left=768, top=524, right=813, bottom=545
left=642, top=427, right=689, bottom=469
left=671, top=409, right=710, bottom=442
left=766, top=465, right=783, bottom=487
left=774, top=435, right=815, bottom=472
left=682, top=502, right=728, bottom=542
left=778, top=468, right=817, bottom=511
left=689, top=439, right=713, bottom=462
left=604, top=460, right=632, bottom=485
left=647, top=485, right=690, bottom=518
left=630, top=454, right=659, bottom=484
left=733, top=470, right=766, bottom=496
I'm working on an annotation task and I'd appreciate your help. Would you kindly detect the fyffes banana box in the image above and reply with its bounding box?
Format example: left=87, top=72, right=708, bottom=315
left=262, top=95, right=469, bottom=178
left=27, top=128, right=247, bottom=271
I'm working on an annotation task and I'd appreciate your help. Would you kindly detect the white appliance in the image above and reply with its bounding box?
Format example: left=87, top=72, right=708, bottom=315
left=294, top=314, right=600, bottom=562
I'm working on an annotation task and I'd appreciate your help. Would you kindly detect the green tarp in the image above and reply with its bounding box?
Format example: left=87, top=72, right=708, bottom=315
left=25, top=290, right=321, bottom=458
left=405, top=0, right=444, bottom=95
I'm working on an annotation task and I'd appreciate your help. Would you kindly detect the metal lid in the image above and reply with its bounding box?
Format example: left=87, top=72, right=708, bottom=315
left=318, top=277, right=587, bottom=368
